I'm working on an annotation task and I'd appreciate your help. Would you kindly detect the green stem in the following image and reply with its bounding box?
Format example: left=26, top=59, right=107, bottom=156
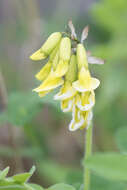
left=84, top=123, right=93, bottom=190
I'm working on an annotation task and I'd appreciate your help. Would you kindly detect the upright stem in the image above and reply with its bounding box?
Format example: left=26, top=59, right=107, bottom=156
left=84, top=123, right=93, bottom=190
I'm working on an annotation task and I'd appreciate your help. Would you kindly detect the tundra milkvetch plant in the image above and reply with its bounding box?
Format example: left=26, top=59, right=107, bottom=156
left=30, top=21, right=103, bottom=132
left=30, top=21, right=104, bottom=190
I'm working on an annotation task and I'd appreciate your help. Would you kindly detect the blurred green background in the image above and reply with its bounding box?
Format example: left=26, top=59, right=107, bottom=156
left=0, top=0, right=127, bottom=189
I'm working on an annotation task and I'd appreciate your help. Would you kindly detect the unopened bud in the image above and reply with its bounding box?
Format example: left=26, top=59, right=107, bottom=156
left=65, top=54, right=77, bottom=83
left=77, top=44, right=88, bottom=69
left=59, top=37, right=71, bottom=61
left=41, top=32, right=62, bottom=55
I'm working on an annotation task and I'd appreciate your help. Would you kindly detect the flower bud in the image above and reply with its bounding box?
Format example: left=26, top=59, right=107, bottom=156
left=49, top=44, right=59, bottom=61
left=77, top=44, right=88, bottom=69
left=41, top=32, right=62, bottom=55
left=52, top=51, right=59, bottom=70
left=65, top=54, right=77, bottom=83
left=59, top=37, right=71, bottom=61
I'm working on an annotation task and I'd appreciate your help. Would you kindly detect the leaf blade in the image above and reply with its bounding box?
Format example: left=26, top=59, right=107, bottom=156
left=85, top=152, right=127, bottom=181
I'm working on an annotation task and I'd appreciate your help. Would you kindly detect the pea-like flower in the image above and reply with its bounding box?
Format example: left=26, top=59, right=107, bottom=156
left=30, top=32, right=62, bottom=60
left=73, top=44, right=100, bottom=92
left=69, top=106, right=93, bottom=131
left=54, top=54, right=77, bottom=101
left=33, top=70, right=64, bottom=94
left=73, top=67, right=100, bottom=92
left=75, top=91, right=95, bottom=111
left=55, top=37, right=71, bottom=77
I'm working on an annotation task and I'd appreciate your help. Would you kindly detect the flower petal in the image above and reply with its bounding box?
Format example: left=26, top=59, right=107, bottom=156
left=91, top=78, right=100, bottom=90
left=69, top=106, right=85, bottom=131
left=54, top=82, right=76, bottom=100
left=73, top=67, right=100, bottom=92
left=33, top=71, right=64, bottom=92
left=55, top=60, right=68, bottom=77
left=73, top=80, right=88, bottom=92
left=35, top=62, right=51, bottom=81
left=61, top=98, right=74, bottom=112
left=38, top=90, right=51, bottom=97
left=76, top=91, right=95, bottom=111
left=80, top=110, right=93, bottom=130
left=30, top=49, right=46, bottom=61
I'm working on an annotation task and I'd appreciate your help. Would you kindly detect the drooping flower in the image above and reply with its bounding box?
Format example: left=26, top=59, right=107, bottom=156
left=61, top=97, right=75, bottom=112
left=35, top=61, right=52, bottom=81
left=30, top=32, right=62, bottom=61
left=54, top=54, right=77, bottom=112
left=73, top=67, right=100, bottom=92
left=69, top=106, right=85, bottom=131
left=77, top=43, right=88, bottom=69
left=55, top=37, right=71, bottom=77
left=33, top=70, right=64, bottom=93
left=54, top=54, right=77, bottom=100
left=75, top=91, right=95, bottom=111
left=69, top=106, right=93, bottom=131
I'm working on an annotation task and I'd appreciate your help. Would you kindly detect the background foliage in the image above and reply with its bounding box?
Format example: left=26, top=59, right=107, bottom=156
left=0, top=0, right=127, bottom=189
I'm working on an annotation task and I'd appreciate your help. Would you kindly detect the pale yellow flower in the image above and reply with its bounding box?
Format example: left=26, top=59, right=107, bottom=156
left=69, top=106, right=93, bottom=131
left=35, top=44, right=60, bottom=81
left=30, top=32, right=62, bottom=61
left=77, top=43, right=88, bottom=69
left=33, top=70, right=64, bottom=93
left=35, top=61, right=52, bottom=81
left=69, top=106, right=85, bottom=131
left=54, top=81, right=76, bottom=101
left=73, top=67, right=100, bottom=92
left=54, top=54, right=77, bottom=100
left=75, top=91, right=95, bottom=111
left=80, top=110, right=93, bottom=130
left=55, top=37, right=71, bottom=77
left=61, top=98, right=74, bottom=112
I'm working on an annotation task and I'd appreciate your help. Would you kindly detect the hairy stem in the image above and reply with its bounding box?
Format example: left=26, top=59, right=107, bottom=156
left=84, top=123, right=93, bottom=190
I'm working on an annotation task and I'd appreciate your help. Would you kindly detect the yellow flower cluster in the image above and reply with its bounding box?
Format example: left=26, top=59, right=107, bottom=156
left=30, top=26, right=103, bottom=131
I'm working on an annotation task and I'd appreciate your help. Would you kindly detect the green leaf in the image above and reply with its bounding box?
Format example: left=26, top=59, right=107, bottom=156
left=0, top=167, right=9, bottom=180
left=13, top=166, right=35, bottom=183
left=27, top=183, right=44, bottom=190
left=0, top=166, right=42, bottom=190
left=47, top=183, right=76, bottom=190
left=85, top=152, right=127, bottom=181
left=115, top=127, right=127, bottom=153
left=91, top=174, right=127, bottom=190
left=0, top=185, right=26, bottom=190
left=13, top=173, right=32, bottom=184
left=0, top=177, right=15, bottom=186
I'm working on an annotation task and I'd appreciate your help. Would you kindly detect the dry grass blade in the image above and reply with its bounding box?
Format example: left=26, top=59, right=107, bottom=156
left=81, top=25, right=89, bottom=43
left=68, top=20, right=77, bottom=39
left=87, top=56, right=105, bottom=65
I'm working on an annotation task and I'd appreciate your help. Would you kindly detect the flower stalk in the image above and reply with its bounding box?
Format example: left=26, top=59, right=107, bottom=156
left=84, top=123, right=93, bottom=190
